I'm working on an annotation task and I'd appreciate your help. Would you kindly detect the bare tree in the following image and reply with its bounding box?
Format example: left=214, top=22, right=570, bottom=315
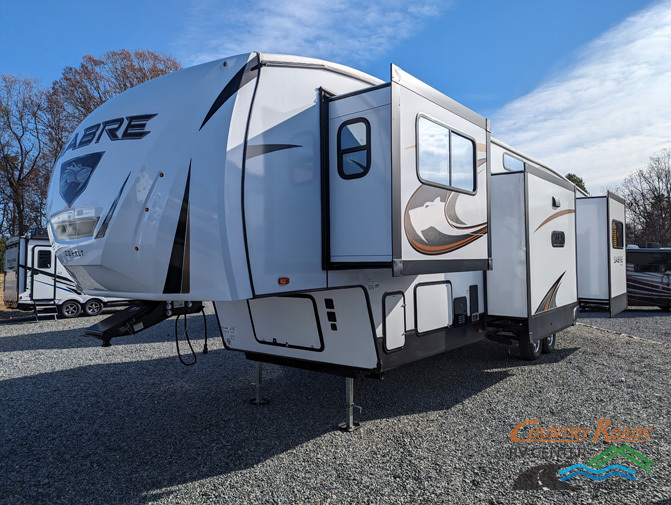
left=0, top=74, right=49, bottom=236
left=618, top=148, right=671, bottom=246
left=50, top=49, right=181, bottom=135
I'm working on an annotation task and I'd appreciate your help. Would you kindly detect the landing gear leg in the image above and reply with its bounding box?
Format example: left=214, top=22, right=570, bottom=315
left=250, top=362, right=269, bottom=405
left=338, top=377, right=361, bottom=431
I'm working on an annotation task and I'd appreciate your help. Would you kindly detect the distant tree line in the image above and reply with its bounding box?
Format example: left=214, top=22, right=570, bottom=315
left=0, top=49, right=180, bottom=241
left=618, top=148, right=671, bottom=247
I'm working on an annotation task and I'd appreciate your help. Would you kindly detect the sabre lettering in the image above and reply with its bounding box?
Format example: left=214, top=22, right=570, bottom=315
left=58, top=113, right=158, bottom=160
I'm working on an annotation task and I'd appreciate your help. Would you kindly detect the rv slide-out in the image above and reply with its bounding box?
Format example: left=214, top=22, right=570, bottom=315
left=576, top=193, right=627, bottom=316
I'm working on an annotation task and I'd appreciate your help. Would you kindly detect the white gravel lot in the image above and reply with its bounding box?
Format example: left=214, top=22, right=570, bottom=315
left=1, top=306, right=670, bottom=505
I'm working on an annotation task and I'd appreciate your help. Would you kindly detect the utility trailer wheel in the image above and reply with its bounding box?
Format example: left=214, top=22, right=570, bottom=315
left=542, top=334, right=556, bottom=354
left=59, top=300, right=82, bottom=318
left=84, top=299, right=103, bottom=316
left=519, top=337, right=542, bottom=361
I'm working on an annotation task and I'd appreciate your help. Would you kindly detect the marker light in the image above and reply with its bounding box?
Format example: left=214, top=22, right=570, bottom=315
left=278, top=277, right=290, bottom=285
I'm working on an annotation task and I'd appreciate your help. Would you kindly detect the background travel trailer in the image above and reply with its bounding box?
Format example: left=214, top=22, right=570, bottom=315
left=3, top=228, right=122, bottom=317
left=626, top=246, right=671, bottom=310
left=486, top=139, right=578, bottom=359
left=576, top=193, right=627, bottom=316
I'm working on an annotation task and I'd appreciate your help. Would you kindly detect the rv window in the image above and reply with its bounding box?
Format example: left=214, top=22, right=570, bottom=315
left=37, top=250, right=52, bottom=269
left=503, top=153, right=524, bottom=171
left=612, top=220, right=624, bottom=249
left=417, top=116, right=476, bottom=193
left=337, top=118, right=370, bottom=179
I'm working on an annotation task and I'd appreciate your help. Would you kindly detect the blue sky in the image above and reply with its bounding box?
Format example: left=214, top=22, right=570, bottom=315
left=1, top=0, right=669, bottom=192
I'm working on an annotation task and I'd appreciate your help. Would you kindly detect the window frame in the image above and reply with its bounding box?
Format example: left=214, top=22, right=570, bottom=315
left=415, top=113, right=477, bottom=195
left=337, top=117, right=371, bottom=180
left=611, top=219, right=624, bottom=250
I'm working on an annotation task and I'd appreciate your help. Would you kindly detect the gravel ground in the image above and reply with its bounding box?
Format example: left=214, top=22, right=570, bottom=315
left=579, top=306, right=671, bottom=344
left=1, top=306, right=670, bottom=505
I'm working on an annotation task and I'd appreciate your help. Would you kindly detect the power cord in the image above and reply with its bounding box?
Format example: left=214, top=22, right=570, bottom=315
left=174, top=307, right=209, bottom=366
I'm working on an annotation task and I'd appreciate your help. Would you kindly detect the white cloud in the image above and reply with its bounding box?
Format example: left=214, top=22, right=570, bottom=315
left=492, top=0, right=671, bottom=194
left=177, top=0, right=450, bottom=67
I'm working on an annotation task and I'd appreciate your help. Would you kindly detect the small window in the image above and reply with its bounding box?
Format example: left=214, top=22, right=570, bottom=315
left=612, top=220, right=624, bottom=249
left=337, top=118, right=370, bottom=179
left=503, top=152, right=524, bottom=171
left=417, top=116, right=475, bottom=193
left=37, top=250, right=52, bottom=269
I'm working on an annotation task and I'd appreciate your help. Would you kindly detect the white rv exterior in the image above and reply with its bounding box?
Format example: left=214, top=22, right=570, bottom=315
left=576, top=193, right=627, bottom=316
left=487, top=139, right=578, bottom=358
left=45, top=53, right=491, bottom=375
left=3, top=228, right=119, bottom=317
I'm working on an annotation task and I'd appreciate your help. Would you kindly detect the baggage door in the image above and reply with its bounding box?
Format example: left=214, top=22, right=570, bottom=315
left=391, top=66, right=490, bottom=276
left=31, top=245, right=56, bottom=301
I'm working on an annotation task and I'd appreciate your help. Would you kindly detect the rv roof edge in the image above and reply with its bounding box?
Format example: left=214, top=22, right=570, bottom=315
left=390, top=64, right=489, bottom=130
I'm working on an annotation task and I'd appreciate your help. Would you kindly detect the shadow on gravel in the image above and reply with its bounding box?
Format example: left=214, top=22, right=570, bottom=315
left=0, top=313, right=218, bottom=352
left=0, top=333, right=549, bottom=505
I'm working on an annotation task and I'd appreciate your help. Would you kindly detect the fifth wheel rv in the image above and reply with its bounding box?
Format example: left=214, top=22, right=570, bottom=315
left=44, top=52, right=582, bottom=426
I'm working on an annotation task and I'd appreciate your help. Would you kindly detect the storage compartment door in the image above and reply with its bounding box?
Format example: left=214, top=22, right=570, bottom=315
left=391, top=68, right=490, bottom=276
left=328, top=87, right=392, bottom=265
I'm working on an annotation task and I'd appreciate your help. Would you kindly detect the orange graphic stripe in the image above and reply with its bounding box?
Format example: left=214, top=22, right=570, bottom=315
left=533, top=209, right=575, bottom=233
left=408, top=226, right=487, bottom=255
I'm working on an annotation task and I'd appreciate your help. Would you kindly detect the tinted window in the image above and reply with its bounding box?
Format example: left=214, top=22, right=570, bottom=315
left=37, top=250, right=52, bottom=269
left=503, top=152, right=524, bottom=171
left=338, top=118, right=370, bottom=179
left=417, top=116, right=475, bottom=193
left=612, top=220, right=624, bottom=249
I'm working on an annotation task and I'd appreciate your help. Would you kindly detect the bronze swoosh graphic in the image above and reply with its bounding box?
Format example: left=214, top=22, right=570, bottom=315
left=533, top=209, right=575, bottom=233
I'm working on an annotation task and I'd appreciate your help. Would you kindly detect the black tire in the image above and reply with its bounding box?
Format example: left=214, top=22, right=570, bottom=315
left=84, top=299, right=103, bottom=316
left=59, top=300, right=81, bottom=318
left=658, top=306, right=670, bottom=312
left=542, top=334, right=556, bottom=354
left=519, top=337, right=542, bottom=361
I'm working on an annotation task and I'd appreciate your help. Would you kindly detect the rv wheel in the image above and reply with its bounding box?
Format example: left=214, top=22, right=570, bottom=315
left=59, top=300, right=82, bottom=318
left=542, top=334, right=556, bottom=353
left=84, top=299, right=103, bottom=316
left=519, top=337, right=542, bottom=361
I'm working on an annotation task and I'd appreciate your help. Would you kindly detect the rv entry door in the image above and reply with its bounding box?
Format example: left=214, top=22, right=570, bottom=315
left=31, top=245, right=56, bottom=302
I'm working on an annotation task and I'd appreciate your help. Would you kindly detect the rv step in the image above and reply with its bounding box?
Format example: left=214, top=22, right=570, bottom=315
left=86, top=300, right=203, bottom=346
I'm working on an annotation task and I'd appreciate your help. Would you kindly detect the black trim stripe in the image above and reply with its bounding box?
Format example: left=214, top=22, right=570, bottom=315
left=163, top=163, right=191, bottom=294
left=535, top=272, right=565, bottom=314
left=96, top=172, right=131, bottom=239
left=245, top=143, right=301, bottom=160
left=199, top=60, right=260, bottom=131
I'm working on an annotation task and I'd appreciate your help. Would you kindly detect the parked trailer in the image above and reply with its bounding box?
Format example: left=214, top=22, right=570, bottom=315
left=576, top=193, right=627, bottom=316
left=3, top=228, right=122, bottom=317
left=44, top=52, right=576, bottom=426
left=486, top=139, right=578, bottom=359
left=626, top=247, right=671, bottom=310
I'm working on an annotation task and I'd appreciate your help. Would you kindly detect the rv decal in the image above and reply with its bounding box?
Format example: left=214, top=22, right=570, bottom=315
left=163, top=163, right=192, bottom=294
left=200, top=57, right=259, bottom=130
left=59, top=152, right=105, bottom=207
left=533, top=209, right=575, bottom=233
left=58, top=114, right=158, bottom=160
left=404, top=184, right=487, bottom=255
left=535, top=272, right=566, bottom=313
left=245, top=143, right=302, bottom=160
